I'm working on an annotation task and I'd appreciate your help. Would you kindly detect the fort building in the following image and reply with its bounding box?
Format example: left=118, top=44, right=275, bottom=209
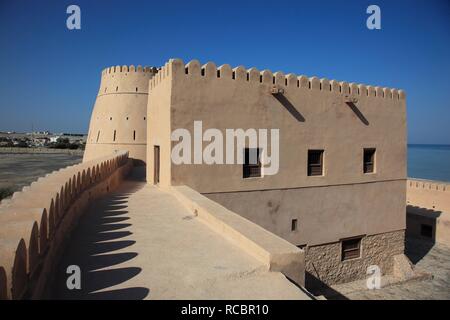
left=146, top=59, right=408, bottom=286
left=1, top=58, right=420, bottom=299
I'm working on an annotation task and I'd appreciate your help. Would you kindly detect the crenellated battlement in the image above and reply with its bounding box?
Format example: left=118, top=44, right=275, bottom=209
left=101, top=65, right=158, bottom=76
left=150, top=59, right=406, bottom=100
left=407, top=179, right=449, bottom=193
left=98, top=64, right=158, bottom=96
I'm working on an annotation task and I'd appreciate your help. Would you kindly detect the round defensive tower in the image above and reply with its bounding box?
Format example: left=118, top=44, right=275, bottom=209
left=83, top=65, right=158, bottom=165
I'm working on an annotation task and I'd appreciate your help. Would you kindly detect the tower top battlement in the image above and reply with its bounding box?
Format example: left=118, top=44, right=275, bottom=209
left=98, top=65, right=158, bottom=96
left=101, top=65, right=158, bottom=76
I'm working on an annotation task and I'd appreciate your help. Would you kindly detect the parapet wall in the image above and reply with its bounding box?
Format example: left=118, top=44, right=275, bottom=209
left=406, top=179, right=450, bottom=245
left=0, top=151, right=132, bottom=299
left=407, top=179, right=449, bottom=212
left=170, top=185, right=305, bottom=287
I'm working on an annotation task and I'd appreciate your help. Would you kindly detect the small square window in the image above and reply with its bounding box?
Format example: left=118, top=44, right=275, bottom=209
left=308, top=150, right=324, bottom=176
left=291, top=219, right=298, bottom=231
left=243, top=148, right=261, bottom=178
left=341, top=237, right=362, bottom=261
left=363, top=148, right=376, bottom=173
left=420, top=224, right=433, bottom=238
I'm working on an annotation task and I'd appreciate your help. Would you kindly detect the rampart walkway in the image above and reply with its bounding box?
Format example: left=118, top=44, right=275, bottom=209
left=53, top=168, right=309, bottom=299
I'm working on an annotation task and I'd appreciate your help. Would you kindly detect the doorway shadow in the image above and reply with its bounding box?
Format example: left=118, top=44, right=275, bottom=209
left=405, top=205, right=441, bottom=264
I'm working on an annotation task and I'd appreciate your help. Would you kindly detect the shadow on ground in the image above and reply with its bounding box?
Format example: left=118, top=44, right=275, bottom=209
left=52, top=167, right=149, bottom=299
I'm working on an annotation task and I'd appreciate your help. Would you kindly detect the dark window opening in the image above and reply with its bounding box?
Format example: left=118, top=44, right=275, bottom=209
left=363, top=148, right=376, bottom=173
left=217, top=70, right=221, bottom=78
left=342, top=237, right=362, bottom=261
left=136, top=87, right=138, bottom=92
left=243, top=148, right=261, bottom=178
left=116, top=86, right=118, bottom=91
left=232, top=71, right=235, bottom=79
left=201, top=68, right=205, bottom=76
left=421, top=224, right=433, bottom=238
left=291, top=219, right=298, bottom=231
left=133, top=130, right=136, bottom=141
left=144, top=117, right=146, bottom=120
left=113, top=130, right=116, bottom=142
left=96, top=131, right=100, bottom=142
left=308, top=150, right=323, bottom=176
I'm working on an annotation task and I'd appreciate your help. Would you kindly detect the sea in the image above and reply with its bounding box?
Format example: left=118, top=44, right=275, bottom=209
left=408, top=144, right=450, bottom=183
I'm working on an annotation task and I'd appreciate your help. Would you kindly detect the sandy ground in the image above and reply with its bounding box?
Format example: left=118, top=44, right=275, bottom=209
left=0, top=152, right=82, bottom=192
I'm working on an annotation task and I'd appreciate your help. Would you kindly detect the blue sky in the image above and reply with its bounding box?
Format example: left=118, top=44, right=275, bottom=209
left=0, top=0, right=449, bottom=144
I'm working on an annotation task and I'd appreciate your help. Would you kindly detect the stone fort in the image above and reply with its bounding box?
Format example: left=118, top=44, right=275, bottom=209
left=1, top=58, right=447, bottom=299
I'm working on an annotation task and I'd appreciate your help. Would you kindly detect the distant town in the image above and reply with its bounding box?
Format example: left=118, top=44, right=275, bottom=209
left=0, top=131, right=87, bottom=150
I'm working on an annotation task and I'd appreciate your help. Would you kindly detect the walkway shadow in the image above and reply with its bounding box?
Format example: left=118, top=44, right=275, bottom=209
left=52, top=169, right=149, bottom=300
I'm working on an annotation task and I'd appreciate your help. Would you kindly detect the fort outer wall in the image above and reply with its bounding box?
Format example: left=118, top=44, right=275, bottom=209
left=83, top=65, right=157, bottom=165
left=406, top=179, right=450, bottom=245
left=147, top=59, right=407, bottom=286
left=0, top=151, right=132, bottom=299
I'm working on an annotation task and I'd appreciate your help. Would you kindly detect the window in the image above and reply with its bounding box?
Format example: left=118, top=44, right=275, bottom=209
left=113, top=130, right=116, bottom=142
left=363, top=148, right=376, bottom=173
left=341, top=237, right=362, bottom=261
left=243, top=148, right=261, bottom=178
left=96, top=131, right=100, bottom=142
left=291, top=219, right=298, bottom=232
left=133, top=130, right=136, bottom=141
left=308, top=150, right=323, bottom=176
left=421, top=224, right=432, bottom=238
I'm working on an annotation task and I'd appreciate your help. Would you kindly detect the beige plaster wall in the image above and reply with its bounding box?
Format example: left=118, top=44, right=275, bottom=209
left=166, top=59, right=406, bottom=193
left=147, top=62, right=173, bottom=187
left=84, top=65, right=157, bottom=164
left=206, top=180, right=406, bottom=246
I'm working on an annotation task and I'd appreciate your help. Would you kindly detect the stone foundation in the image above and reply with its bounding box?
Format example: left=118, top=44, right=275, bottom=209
left=305, top=230, right=405, bottom=288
